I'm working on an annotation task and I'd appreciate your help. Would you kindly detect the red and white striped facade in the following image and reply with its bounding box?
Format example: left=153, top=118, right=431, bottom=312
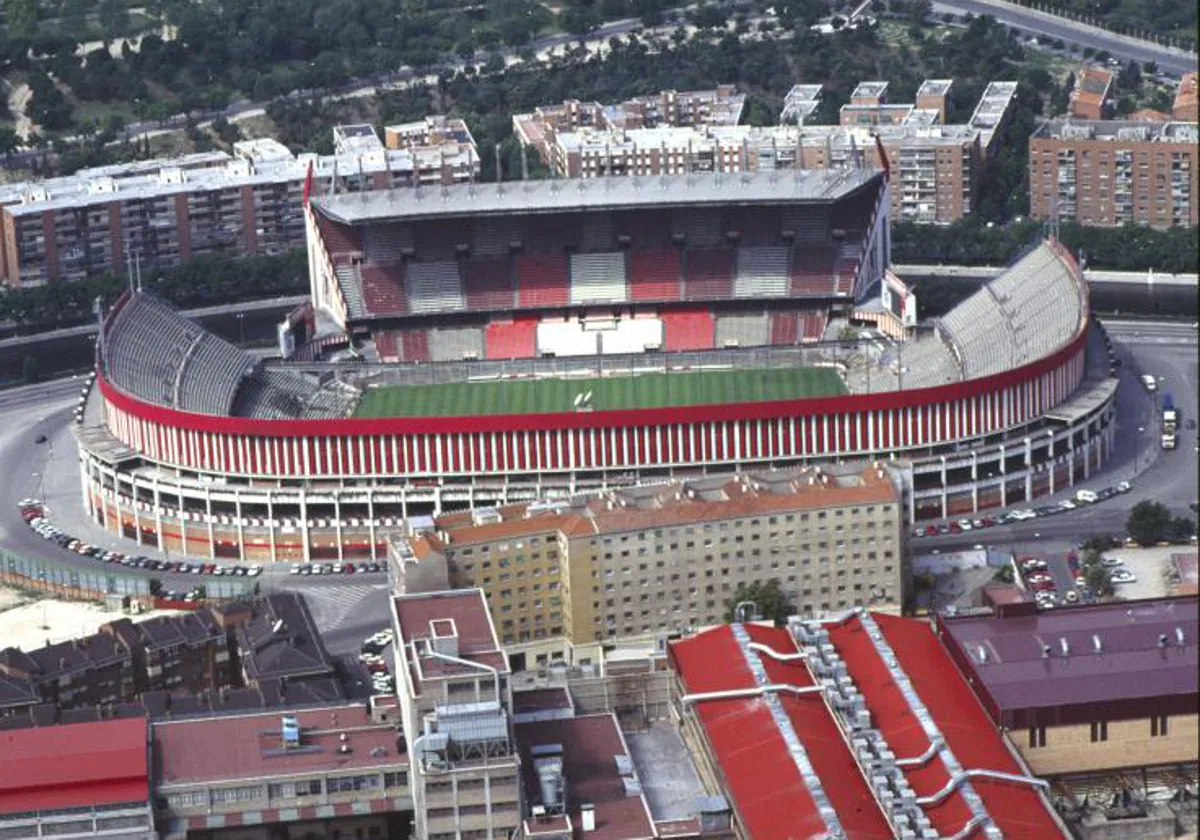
left=95, top=330, right=1088, bottom=482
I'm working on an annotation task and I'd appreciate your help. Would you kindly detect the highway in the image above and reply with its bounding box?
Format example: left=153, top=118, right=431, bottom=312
left=895, top=265, right=1200, bottom=289
left=931, top=0, right=1197, bottom=74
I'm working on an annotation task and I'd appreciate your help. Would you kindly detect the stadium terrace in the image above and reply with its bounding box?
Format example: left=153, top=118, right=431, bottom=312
left=75, top=169, right=1117, bottom=562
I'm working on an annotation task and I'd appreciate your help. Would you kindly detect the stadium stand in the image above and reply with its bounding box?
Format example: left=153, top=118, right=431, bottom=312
left=317, top=217, right=362, bottom=263
left=790, top=245, right=837, bottom=295
left=614, top=209, right=670, bottom=248
left=359, top=265, right=406, bottom=315
left=781, top=205, right=829, bottom=243
left=406, top=261, right=465, bottom=314
left=628, top=250, right=682, bottom=301
left=598, top=317, right=664, bottom=354
left=989, top=243, right=1082, bottom=367
left=715, top=313, right=770, bottom=347
left=104, top=293, right=208, bottom=407
left=401, top=330, right=430, bottom=362
left=661, top=309, right=715, bottom=351
left=833, top=241, right=861, bottom=295
left=335, top=265, right=368, bottom=319
left=414, top=220, right=467, bottom=260
left=176, top=333, right=255, bottom=415
left=723, top=206, right=778, bottom=246
left=362, top=222, right=413, bottom=265
left=537, top=319, right=601, bottom=357
left=528, top=215, right=580, bottom=253
left=428, top=327, right=485, bottom=361
left=463, top=258, right=515, bottom=311
left=799, top=310, right=828, bottom=343
left=769, top=311, right=799, bottom=345
left=734, top=246, right=790, bottom=298
left=471, top=218, right=520, bottom=258
left=580, top=213, right=615, bottom=251
left=485, top=317, right=539, bottom=359
left=516, top=254, right=570, bottom=308
left=232, top=369, right=353, bottom=420
left=683, top=248, right=734, bottom=300
left=569, top=252, right=628, bottom=304
left=672, top=208, right=722, bottom=247
left=374, top=330, right=399, bottom=362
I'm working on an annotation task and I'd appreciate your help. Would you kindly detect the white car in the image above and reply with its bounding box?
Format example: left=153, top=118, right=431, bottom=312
left=1111, top=572, right=1137, bottom=584
left=1116, top=481, right=1131, bottom=493
left=1058, top=500, right=1076, bottom=511
left=1100, top=557, right=1124, bottom=568
left=956, top=519, right=973, bottom=531
left=289, top=564, right=302, bottom=575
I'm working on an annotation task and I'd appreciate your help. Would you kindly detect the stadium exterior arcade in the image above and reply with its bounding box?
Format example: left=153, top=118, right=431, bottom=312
left=74, top=171, right=1118, bottom=562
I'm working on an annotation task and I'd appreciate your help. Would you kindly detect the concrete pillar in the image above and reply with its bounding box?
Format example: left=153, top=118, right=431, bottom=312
left=267, top=496, right=277, bottom=564
left=368, top=493, right=377, bottom=562
left=335, top=495, right=344, bottom=563
left=153, top=479, right=165, bottom=553
left=300, top=493, right=311, bottom=562
left=1024, top=437, right=1033, bottom=501
left=206, top=489, right=215, bottom=560
left=939, top=456, right=947, bottom=518
left=235, top=495, right=246, bottom=562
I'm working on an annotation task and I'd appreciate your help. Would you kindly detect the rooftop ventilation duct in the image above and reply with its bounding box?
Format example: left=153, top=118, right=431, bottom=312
left=1092, top=635, right=1102, bottom=654
left=1176, top=627, right=1186, bottom=645
left=1059, top=638, right=1070, bottom=657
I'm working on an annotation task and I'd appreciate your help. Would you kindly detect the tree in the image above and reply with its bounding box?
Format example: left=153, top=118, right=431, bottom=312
left=4, top=0, right=38, bottom=39
left=1082, top=557, right=1113, bottom=598
left=1126, top=500, right=1172, bottom=546
left=724, top=579, right=791, bottom=625
left=0, top=127, right=19, bottom=160
left=1169, top=516, right=1196, bottom=543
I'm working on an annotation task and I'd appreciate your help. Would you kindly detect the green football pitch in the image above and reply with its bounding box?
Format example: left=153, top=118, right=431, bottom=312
left=353, top=366, right=846, bottom=417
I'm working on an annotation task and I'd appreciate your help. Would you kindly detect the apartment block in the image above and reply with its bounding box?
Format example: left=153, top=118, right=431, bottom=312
left=100, top=608, right=234, bottom=696
left=0, top=632, right=134, bottom=708
left=0, top=125, right=480, bottom=288
left=392, top=589, right=522, bottom=840
left=385, top=115, right=477, bottom=153
left=390, top=464, right=906, bottom=663
left=512, top=85, right=745, bottom=162
left=1029, top=119, right=1199, bottom=228
left=519, top=80, right=1016, bottom=223
left=1174, top=71, right=1198, bottom=122
left=1069, top=66, right=1114, bottom=120
left=936, top=596, right=1198, bottom=777
left=235, top=592, right=343, bottom=699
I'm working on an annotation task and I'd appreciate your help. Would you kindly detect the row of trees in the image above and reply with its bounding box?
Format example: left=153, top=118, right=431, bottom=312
left=892, top=218, right=1199, bottom=275
left=0, top=250, right=306, bottom=333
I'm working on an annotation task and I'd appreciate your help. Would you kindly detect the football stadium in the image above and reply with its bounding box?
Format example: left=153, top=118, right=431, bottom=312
left=75, top=168, right=1118, bottom=562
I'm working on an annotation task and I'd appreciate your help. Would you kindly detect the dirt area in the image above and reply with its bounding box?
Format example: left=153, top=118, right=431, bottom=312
left=6, top=81, right=34, bottom=141
left=1101, top=546, right=1195, bottom=600
left=0, top=587, right=183, bottom=651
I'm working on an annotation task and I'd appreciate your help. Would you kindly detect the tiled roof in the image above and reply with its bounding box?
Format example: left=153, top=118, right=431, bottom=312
left=238, top=594, right=335, bottom=683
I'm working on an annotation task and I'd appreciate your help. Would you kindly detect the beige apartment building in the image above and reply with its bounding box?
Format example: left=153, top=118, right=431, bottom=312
left=515, top=80, right=1016, bottom=223
left=390, top=464, right=907, bottom=663
left=1029, top=119, right=1199, bottom=228
left=0, top=124, right=479, bottom=288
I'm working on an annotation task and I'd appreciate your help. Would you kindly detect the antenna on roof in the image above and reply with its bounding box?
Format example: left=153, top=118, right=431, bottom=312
left=125, top=238, right=134, bottom=296
left=357, top=154, right=366, bottom=199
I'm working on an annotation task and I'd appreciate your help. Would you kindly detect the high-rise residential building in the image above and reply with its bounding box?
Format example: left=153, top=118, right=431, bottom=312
left=1068, top=66, right=1114, bottom=121
left=390, top=464, right=907, bottom=664
left=0, top=125, right=479, bottom=288
left=515, top=80, right=1017, bottom=223
left=1029, top=119, right=1199, bottom=228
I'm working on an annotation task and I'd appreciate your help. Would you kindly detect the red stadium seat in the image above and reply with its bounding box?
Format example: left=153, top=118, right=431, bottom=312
left=317, top=216, right=361, bottom=264
left=628, top=250, right=682, bottom=302
left=464, top=258, right=515, bottom=311
left=790, top=245, right=838, bottom=296
left=374, top=331, right=399, bottom=362
left=799, top=311, right=828, bottom=343
left=683, top=249, right=734, bottom=301
left=401, top=330, right=429, bottom=362
left=360, top=265, right=408, bottom=315
left=661, top=309, right=715, bottom=351
left=516, top=255, right=569, bottom=308
left=770, top=312, right=800, bottom=346
left=486, top=316, right=539, bottom=359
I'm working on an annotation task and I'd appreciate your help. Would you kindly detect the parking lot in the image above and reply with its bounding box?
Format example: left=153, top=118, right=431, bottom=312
left=289, top=562, right=384, bottom=577
left=358, top=626, right=396, bottom=697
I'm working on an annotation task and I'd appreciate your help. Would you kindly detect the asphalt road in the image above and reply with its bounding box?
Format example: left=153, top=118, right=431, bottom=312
left=931, top=0, right=1197, bottom=74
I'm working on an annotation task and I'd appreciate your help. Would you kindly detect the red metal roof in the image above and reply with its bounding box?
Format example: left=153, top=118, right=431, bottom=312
left=853, top=613, right=1065, bottom=839
left=0, top=717, right=148, bottom=815
left=669, top=624, right=892, bottom=840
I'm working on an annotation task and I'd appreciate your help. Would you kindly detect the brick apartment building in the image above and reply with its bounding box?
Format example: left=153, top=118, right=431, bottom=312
left=0, top=595, right=337, bottom=717
left=515, top=80, right=1017, bottom=223
left=0, top=124, right=479, bottom=288
left=935, top=596, right=1198, bottom=777
left=1068, top=66, right=1114, bottom=121
left=1174, top=72, right=1198, bottom=122
left=390, top=464, right=907, bottom=664
left=1029, top=119, right=1199, bottom=228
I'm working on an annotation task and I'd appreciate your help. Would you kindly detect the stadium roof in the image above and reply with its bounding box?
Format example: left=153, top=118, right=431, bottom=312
left=669, top=623, right=893, bottom=840
left=313, top=168, right=882, bottom=224
left=0, top=717, right=149, bottom=815
left=936, top=596, right=1199, bottom=721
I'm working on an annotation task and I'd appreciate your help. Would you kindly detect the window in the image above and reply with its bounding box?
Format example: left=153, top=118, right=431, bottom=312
left=1028, top=726, right=1046, bottom=748
left=1090, top=720, right=1108, bottom=743
left=1151, top=715, right=1169, bottom=737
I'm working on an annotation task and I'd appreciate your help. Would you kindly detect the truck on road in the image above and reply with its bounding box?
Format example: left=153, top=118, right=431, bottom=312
left=1162, top=393, right=1178, bottom=450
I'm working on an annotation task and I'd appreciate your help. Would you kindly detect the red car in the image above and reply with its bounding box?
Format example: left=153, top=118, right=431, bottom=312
left=924, top=525, right=939, bottom=537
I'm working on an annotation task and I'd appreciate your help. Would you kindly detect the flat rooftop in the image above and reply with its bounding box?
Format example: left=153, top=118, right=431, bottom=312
left=514, top=714, right=656, bottom=840
left=624, top=722, right=706, bottom=822
left=394, top=589, right=508, bottom=686
left=354, top=367, right=846, bottom=418
left=939, top=596, right=1199, bottom=714
left=154, top=704, right=406, bottom=787
left=0, top=717, right=149, bottom=814
left=313, top=168, right=882, bottom=225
